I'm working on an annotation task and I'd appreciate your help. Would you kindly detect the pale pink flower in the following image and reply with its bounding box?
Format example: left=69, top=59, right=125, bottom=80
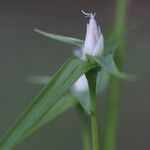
left=72, top=11, right=104, bottom=92
left=82, top=11, right=104, bottom=59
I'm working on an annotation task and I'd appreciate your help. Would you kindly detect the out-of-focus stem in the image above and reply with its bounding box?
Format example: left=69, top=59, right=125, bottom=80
left=104, top=0, right=130, bottom=150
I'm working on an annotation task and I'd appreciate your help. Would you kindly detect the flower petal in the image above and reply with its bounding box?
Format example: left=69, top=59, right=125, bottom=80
left=93, top=33, right=104, bottom=56
left=72, top=75, right=88, bottom=92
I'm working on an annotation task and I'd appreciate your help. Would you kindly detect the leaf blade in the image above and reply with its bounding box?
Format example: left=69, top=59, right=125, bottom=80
left=22, top=95, right=77, bottom=141
left=34, top=29, right=84, bottom=47
left=0, top=57, right=98, bottom=150
left=87, top=55, right=135, bottom=80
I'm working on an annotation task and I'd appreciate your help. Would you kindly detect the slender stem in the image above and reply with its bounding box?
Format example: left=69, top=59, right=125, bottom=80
left=86, top=69, right=99, bottom=150
left=81, top=113, right=91, bottom=150
left=104, top=76, right=120, bottom=150
left=104, top=0, right=130, bottom=150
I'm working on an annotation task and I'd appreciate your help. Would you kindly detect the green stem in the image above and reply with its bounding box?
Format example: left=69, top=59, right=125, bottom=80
left=86, top=69, right=99, bottom=150
left=104, top=76, right=120, bottom=150
left=104, top=0, right=130, bottom=150
left=81, top=113, right=91, bottom=150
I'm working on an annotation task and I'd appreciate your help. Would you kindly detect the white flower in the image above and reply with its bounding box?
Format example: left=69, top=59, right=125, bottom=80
left=72, top=11, right=103, bottom=93
left=72, top=74, right=88, bottom=93
left=82, top=11, right=104, bottom=58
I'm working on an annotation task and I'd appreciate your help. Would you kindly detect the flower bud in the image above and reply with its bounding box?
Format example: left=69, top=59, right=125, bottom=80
left=82, top=11, right=104, bottom=58
left=72, top=75, right=88, bottom=93
left=72, top=11, right=104, bottom=93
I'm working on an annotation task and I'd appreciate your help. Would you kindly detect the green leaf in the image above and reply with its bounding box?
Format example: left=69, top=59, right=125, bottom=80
left=28, top=72, right=109, bottom=107
left=87, top=55, right=135, bottom=80
left=29, top=75, right=91, bottom=113
left=0, top=57, right=99, bottom=150
left=22, top=95, right=77, bottom=140
left=34, top=29, right=123, bottom=56
left=34, top=29, right=84, bottom=47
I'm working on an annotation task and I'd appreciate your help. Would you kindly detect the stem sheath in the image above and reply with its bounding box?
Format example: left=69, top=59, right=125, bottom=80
left=81, top=113, right=91, bottom=150
left=86, top=69, right=99, bottom=150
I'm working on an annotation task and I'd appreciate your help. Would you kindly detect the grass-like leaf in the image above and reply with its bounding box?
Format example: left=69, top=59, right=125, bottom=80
left=22, top=95, right=77, bottom=140
left=29, top=75, right=91, bottom=113
left=34, top=29, right=84, bottom=47
left=0, top=57, right=99, bottom=150
left=87, top=55, right=135, bottom=80
left=29, top=72, right=109, bottom=113
left=34, top=29, right=123, bottom=57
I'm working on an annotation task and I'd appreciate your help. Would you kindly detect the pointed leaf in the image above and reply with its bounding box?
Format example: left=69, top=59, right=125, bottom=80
left=29, top=75, right=91, bottom=113
left=0, top=57, right=99, bottom=150
left=87, top=55, right=135, bottom=80
left=22, top=95, right=77, bottom=140
left=34, top=29, right=123, bottom=56
left=34, top=29, right=84, bottom=47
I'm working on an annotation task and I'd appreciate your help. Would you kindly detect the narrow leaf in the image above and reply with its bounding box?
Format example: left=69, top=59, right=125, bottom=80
left=88, top=55, right=135, bottom=80
left=22, top=95, right=77, bottom=140
left=34, top=28, right=122, bottom=56
left=34, top=29, right=84, bottom=47
left=29, top=75, right=91, bottom=113
left=0, top=57, right=98, bottom=150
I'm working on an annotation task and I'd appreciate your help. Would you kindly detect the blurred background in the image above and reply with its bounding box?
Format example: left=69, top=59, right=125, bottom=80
left=0, top=0, right=149, bottom=149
